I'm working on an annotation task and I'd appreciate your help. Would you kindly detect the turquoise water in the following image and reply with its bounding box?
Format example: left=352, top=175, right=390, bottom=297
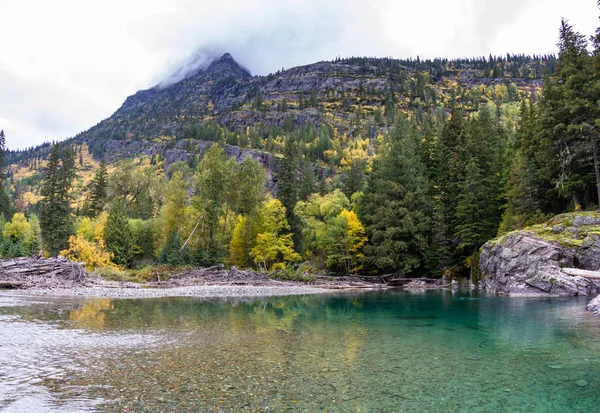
left=1, top=290, right=599, bottom=412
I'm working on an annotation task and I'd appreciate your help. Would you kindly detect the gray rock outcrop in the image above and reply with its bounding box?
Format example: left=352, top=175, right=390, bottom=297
left=479, top=233, right=600, bottom=297
left=588, top=295, right=600, bottom=315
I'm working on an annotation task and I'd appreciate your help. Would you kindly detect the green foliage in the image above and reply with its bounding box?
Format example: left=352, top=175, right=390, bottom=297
left=157, top=230, right=187, bottom=266
left=104, top=203, right=135, bottom=267
left=360, top=116, right=432, bottom=275
left=86, top=161, right=108, bottom=218
left=270, top=262, right=316, bottom=282
left=277, top=136, right=300, bottom=244
left=251, top=198, right=300, bottom=271
left=40, top=144, right=76, bottom=256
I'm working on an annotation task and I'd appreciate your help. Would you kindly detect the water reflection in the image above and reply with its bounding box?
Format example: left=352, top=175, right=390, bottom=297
left=0, top=290, right=599, bottom=412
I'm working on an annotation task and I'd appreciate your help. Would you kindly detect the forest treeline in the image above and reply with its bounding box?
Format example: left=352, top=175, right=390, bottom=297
left=1, top=14, right=599, bottom=279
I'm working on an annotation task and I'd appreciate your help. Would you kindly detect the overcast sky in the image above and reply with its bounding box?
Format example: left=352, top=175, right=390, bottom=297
left=1, top=0, right=598, bottom=150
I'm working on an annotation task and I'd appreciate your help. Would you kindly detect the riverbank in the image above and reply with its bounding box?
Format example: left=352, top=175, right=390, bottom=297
left=0, top=283, right=335, bottom=299
left=0, top=259, right=388, bottom=299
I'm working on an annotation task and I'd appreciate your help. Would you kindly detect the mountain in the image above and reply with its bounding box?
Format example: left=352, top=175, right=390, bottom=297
left=6, top=53, right=555, bottom=211
left=48, top=52, right=552, bottom=159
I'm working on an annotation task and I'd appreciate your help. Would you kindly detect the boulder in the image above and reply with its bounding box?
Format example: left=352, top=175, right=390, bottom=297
left=479, top=232, right=600, bottom=297
left=588, top=295, right=600, bottom=315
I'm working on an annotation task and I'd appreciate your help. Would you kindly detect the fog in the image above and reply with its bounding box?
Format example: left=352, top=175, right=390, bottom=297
left=1, top=0, right=598, bottom=149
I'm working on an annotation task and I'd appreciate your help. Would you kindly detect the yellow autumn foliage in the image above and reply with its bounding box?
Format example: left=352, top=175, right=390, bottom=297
left=60, top=235, right=115, bottom=271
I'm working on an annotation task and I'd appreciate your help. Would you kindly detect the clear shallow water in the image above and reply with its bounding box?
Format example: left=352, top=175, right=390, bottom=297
left=0, top=290, right=599, bottom=412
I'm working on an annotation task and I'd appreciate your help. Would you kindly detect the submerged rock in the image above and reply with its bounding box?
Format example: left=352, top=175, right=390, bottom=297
left=588, top=295, right=600, bottom=316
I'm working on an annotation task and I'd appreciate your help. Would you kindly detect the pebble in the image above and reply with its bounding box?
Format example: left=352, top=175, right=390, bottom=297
left=575, top=380, right=588, bottom=387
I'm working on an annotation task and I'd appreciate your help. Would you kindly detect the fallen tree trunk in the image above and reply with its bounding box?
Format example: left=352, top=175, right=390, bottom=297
left=563, top=268, right=600, bottom=279
left=0, top=257, right=89, bottom=289
left=0, top=281, right=26, bottom=289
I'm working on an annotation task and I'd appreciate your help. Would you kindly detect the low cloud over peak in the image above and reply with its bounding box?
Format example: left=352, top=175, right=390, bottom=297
left=1, top=0, right=599, bottom=149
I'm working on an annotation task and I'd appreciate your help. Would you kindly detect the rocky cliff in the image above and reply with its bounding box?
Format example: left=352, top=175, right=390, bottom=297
left=479, top=213, right=600, bottom=298
left=65, top=53, right=552, bottom=149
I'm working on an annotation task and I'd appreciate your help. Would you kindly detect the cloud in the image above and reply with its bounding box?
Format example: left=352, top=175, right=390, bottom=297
left=0, top=0, right=599, bottom=149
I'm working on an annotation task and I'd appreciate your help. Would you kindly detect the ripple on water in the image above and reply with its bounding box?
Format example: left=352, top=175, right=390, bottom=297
left=1, top=291, right=599, bottom=412
left=0, top=304, right=168, bottom=413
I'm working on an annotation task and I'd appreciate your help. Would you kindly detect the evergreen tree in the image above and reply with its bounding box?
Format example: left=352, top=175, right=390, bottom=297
left=360, top=116, right=432, bottom=274
left=0, top=130, right=12, bottom=219
left=86, top=161, right=108, bottom=218
left=40, top=145, right=75, bottom=256
left=278, top=135, right=300, bottom=243
left=158, top=229, right=187, bottom=266
left=454, top=159, right=492, bottom=260
left=344, top=160, right=365, bottom=199
left=103, top=202, right=135, bottom=267
left=298, top=160, right=317, bottom=201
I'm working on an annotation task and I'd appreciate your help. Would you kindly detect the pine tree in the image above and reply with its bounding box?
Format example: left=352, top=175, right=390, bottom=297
left=40, top=145, right=75, bottom=256
left=86, top=161, right=108, bottom=218
left=344, top=160, right=365, bottom=199
left=454, top=159, right=490, bottom=255
left=360, top=116, right=432, bottom=274
left=298, top=160, right=317, bottom=201
left=0, top=130, right=12, bottom=219
left=158, top=229, right=186, bottom=266
left=278, top=135, right=300, bottom=244
left=498, top=151, right=542, bottom=233
left=103, top=202, right=135, bottom=267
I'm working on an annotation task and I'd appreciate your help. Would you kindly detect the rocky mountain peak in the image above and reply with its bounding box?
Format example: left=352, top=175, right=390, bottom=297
left=205, top=53, right=251, bottom=78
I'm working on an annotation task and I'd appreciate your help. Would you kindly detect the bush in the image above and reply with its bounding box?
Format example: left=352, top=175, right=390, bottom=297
left=60, top=235, right=115, bottom=271
left=269, top=262, right=317, bottom=283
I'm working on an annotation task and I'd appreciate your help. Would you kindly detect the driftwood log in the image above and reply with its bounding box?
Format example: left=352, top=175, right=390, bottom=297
left=0, top=257, right=89, bottom=289
left=563, top=268, right=600, bottom=279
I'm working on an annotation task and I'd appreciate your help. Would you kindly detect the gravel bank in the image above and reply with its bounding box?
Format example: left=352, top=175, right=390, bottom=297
left=0, top=284, right=333, bottom=300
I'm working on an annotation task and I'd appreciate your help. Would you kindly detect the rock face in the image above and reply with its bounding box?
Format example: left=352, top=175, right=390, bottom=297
left=479, top=232, right=600, bottom=297
left=103, top=138, right=282, bottom=193
left=67, top=52, right=547, bottom=149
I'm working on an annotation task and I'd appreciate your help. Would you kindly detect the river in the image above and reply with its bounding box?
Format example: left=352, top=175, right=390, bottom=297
left=1, top=290, right=599, bottom=412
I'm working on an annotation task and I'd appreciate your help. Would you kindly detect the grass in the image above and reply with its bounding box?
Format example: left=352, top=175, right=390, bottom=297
left=92, top=264, right=192, bottom=283
left=487, top=211, right=600, bottom=250
left=269, top=262, right=318, bottom=283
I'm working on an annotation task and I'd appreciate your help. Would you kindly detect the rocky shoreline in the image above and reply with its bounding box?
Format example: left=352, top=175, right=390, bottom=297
left=479, top=214, right=600, bottom=314
left=0, top=284, right=334, bottom=300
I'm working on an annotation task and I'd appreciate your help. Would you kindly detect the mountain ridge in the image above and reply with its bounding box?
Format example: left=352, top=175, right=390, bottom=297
left=8, top=52, right=555, bottom=167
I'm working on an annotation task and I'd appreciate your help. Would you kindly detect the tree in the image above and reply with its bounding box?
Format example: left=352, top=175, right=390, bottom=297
left=229, top=215, right=254, bottom=268
left=360, top=116, right=432, bottom=274
left=298, top=160, right=317, bottom=201
left=0, top=130, right=11, bottom=219
left=344, top=160, right=365, bottom=199
left=108, top=159, right=161, bottom=212
left=86, top=161, right=108, bottom=218
left=278, top=135, right=300, bottom=243
left=498, top=151, right=543, bottom=233
left=295, top=189, right=351, bottom=264
left=40, top=144, right=76, bottom=256
left=61, top=235, right=115, bottom=271
left=454, top=159, right=491, bottom=255
left=322, top=209, right=367, bottom=274
left=193, top=145, right=230, bottom=257
left=251, top=199, right=300, bottom=271
left=1, top=213, right=40, bottom=257
left=157, top=229, right=187, bottom=266
left=103, top=202, right=135, bottom=267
